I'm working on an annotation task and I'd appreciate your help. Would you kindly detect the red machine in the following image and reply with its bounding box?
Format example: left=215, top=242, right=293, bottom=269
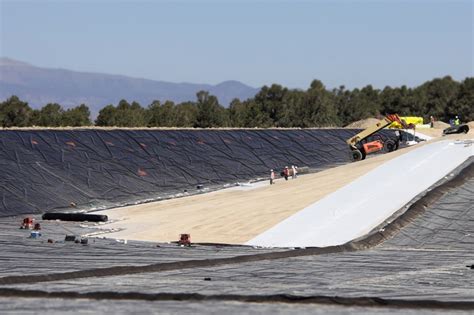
left=361, top=135, right=385, bottom=154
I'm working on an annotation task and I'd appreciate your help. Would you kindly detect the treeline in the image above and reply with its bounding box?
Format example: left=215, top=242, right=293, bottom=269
left=0, top=99, right=91, bottom=128
left=1, top=76, right=473, bottom=128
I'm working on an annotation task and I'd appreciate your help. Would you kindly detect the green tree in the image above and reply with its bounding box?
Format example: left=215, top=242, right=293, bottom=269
left=147, top=100, right=176, bottom=127
left=451, top=77, right=474, bottom=122
left=254, top=84, right=288, bottom=126
left=333, top=85, right=353, bottom=126
left=30, top=109, right=41, bottom=126
left=61, top=104, right=92, bottom=126
left=0, top=95, right=33, bottom=128
left=279, top=90, right=305, bottom=127
left=194, top=91, right=226, bottom=128
left=380, top=85, right=417, bottom=116
left=115, top=100, right=147, bottom=127
left=418, top=76, right=459, bottom=121
left=96, top=100, right=147, bottom=127
left=129, top=101, right=147, bottom=126
left=299, top=80, right=339, bottom=127
left=36, top=103, right=64, bottom=126
left=227, top=99, right=271, bottom=128
left=337, top=85, right=380, bottom=126
left=175, top=101, right=198, bottom=127
left=228, top=98, right=245, bottom=127
left=95, top=104, right=117, bottom=126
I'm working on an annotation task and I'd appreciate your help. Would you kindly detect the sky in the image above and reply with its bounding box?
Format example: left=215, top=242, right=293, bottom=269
left=0, top=0, right=472, bottom=89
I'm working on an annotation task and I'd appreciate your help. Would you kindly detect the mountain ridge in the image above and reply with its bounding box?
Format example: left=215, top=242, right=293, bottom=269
left=0, top=57, right=260, bottom=115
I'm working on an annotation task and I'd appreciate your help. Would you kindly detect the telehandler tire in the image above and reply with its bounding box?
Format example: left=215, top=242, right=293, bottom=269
left=351, top=149, right=363, bottom=162
left=384, top=139, right=397, bottom=152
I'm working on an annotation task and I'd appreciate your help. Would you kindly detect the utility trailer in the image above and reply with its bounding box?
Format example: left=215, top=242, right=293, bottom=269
left=443, top=124, right=469, bottom=136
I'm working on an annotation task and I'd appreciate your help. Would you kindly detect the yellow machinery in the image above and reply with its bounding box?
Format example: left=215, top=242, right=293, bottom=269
left=389, top=116, right=423, bottom=129
left=347, top=114, right=414, bottom=161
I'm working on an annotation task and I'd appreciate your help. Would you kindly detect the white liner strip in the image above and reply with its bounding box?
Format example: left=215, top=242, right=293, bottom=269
left=405, top=129, right=433, bottom=141
left=247, top=140, right=474, bottom=248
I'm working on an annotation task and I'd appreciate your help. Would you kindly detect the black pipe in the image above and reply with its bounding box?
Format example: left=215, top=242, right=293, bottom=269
left=42, top=212, right=108, bottom=222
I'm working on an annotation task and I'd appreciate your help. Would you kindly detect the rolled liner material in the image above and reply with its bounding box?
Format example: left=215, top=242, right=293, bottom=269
left=247, top=139, right=474, bottom=248
left=42, top=213, right=108, bottom=222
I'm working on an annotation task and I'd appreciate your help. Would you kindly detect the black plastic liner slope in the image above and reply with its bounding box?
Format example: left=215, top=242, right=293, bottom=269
left=0, top=159, right=472, bottom=299
left=0, top=129, right=400, bottom=217
left=0, top=158, right=471, bottom=315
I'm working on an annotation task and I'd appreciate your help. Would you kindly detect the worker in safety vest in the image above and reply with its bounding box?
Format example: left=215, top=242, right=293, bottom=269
left=454, top=116, right=460, bottom=126
left=270, top=169, right=275, bottom=185
left=283, top=166, right=289, bottom=181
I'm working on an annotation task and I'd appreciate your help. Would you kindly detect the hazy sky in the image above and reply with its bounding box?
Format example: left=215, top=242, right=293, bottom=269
left=0, top=0, right=472, bottom=89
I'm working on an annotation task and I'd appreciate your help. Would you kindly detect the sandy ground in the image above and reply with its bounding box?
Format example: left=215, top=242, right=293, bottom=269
left=97, top=132, right=471, bottom=244
left=411, top=127, right=443, bottom=137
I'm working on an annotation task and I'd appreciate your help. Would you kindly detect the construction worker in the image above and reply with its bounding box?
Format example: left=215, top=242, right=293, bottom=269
left=270, top=169, right=275, bottom=185
left=283, top=166, right=289, bottom=181
left=291, top=165, right=297, bottom=179
left=430, top=116, right=435, bottom=128
left=454, top=116, right=460, bottom=126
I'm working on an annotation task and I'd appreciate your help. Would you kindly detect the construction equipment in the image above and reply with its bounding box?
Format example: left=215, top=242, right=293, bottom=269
left=389, top=116, right=423, bottom=129
left=443, top=124, right=469, bottom=136
left=347, top=114, right=414, bottom=162
left=20, top=217, right=34, bottom=229
left=178, top=233, right=191, bottom=246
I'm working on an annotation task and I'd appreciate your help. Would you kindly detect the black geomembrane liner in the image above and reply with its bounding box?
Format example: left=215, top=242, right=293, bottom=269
left=0, top=129, right=402, bottom=217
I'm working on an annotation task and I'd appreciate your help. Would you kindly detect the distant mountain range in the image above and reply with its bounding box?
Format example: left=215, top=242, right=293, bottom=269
left=0, top=57, right=260, bottom=116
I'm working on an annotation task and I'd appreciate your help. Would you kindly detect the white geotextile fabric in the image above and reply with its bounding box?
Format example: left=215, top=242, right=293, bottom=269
left=405, top=129, right=433, bottom=141
left=247, top=140, right=474, bottom=248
